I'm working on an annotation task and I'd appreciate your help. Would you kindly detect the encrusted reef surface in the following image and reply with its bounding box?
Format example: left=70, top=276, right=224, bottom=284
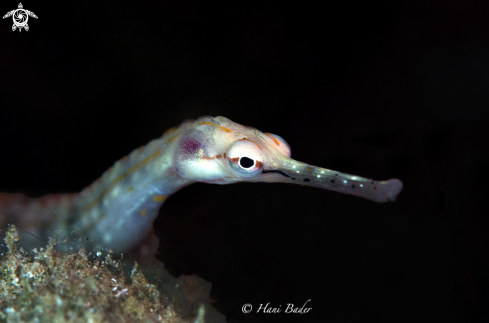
left=0, top=225, right=225, bottom=323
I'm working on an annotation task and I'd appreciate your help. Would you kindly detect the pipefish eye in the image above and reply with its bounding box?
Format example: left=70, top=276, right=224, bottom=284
left=227, top=139, right=264, bottom=177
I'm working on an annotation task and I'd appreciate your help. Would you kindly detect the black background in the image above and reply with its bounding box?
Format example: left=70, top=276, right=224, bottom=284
left=1, top=0, right=488, bottom=322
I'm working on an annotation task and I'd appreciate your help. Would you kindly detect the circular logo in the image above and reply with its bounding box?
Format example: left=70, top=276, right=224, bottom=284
left=13, top=9, right=27, bottom=27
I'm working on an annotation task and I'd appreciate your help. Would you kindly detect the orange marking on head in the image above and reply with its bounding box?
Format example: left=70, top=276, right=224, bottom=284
left=201, top=156, right=215, bottom=160
left=153, top=195, right=167, bottom=202
left=122, top=156, right=128, bottom=162
left=215, top=154, right=222, bottom=158
left=168, top=135, right=178, bottom=143
left=238, top=138, right=263, bottom=151
left=306, top=167, right=310, bottom=172
left=264, top=132, right=280, bottom=146
left=199, top=121, right=231, bottom=133
left=163, top=127, right=175, bottom=136
left=138, top=146, right=144, bottom=152
left=223, top=153, right=226, bottom=158
left=140, top=209, right=147, bottom=217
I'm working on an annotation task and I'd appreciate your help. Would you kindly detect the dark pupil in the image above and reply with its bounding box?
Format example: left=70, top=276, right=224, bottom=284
left=239, top=157, right=254, bottom=169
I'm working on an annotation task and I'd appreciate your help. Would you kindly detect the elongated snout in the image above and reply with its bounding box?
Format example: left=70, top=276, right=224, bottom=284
left=259, top=158, right=403, bottom=203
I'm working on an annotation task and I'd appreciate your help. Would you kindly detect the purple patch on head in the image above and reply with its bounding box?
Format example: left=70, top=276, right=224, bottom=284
left=182, top=138, right=201, bottom=154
